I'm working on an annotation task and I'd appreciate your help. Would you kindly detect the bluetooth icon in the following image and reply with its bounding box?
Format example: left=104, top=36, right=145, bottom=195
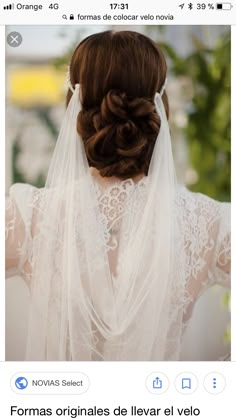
left=188, top=2, right=193, bottom=9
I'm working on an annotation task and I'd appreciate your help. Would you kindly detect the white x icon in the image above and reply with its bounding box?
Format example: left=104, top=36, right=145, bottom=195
left=10, top=35, right=19, bottom=44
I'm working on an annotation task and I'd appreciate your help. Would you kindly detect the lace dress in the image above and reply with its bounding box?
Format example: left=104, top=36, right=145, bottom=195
left=5, top=179, right=230, bottom=360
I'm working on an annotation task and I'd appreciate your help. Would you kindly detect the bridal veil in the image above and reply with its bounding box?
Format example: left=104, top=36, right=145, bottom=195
left=21, top=79, right=188, bottom=361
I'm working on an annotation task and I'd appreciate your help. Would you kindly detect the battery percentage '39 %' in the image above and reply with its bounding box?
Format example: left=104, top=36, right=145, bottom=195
left=196, top=3, right=215, bottom=9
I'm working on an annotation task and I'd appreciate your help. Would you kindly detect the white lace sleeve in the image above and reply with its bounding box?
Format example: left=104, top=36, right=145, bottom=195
left=177, top=187, right=231, bottom=305
left=211, top=202, right=231, bottom=287
left=5, top=184, right=37, bottom=283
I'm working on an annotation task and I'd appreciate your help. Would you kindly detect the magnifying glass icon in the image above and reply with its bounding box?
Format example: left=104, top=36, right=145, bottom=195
left=62, top=14, right=67, bottom=19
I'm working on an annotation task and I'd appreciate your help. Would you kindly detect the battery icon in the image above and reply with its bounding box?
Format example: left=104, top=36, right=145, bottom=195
left=216, top=3, right=233, bottom=9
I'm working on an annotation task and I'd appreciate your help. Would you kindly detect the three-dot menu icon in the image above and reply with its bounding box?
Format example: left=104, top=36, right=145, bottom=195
left=204, top=373, right=226, bottom=394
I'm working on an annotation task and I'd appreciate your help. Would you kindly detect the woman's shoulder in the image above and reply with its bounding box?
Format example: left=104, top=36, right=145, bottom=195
left=9, top=182, right=39, bottom=201
left=7, top=183, right=41, bottom=223
left=175, top=184, right=230, bottom=224
left=9, top=182, right=39, bottom=196
left=175, top=184, right=229, bottom=205
left=9, top=182, right=42, bottom=205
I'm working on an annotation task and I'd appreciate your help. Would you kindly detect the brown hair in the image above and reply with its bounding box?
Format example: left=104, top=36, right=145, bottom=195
left=67, top=31, right=169, bottom=179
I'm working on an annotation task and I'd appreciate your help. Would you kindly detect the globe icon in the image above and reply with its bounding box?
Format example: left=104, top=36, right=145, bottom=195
left=15, top=377, right=28, bottom=390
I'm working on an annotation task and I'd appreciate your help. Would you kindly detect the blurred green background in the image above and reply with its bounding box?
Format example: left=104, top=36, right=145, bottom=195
left=6, top=25, right=230, bottom=202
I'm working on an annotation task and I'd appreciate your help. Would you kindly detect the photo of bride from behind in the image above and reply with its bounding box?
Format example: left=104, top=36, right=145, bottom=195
left=6, top=30, right=231, bottom=361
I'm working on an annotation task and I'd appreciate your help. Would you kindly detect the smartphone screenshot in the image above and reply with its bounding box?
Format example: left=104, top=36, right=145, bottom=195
left=1, top=1, right=234, bottom=418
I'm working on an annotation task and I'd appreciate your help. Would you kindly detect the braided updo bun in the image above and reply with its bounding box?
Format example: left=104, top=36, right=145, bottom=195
left=66, top=31, right=169, bottom=179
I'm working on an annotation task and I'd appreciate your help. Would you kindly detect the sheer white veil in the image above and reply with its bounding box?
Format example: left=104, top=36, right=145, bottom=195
left=25, top=78, right=184, bottom=361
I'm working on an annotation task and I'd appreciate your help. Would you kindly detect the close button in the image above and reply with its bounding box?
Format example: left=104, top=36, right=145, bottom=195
left=7, top=31, right=23, bottom=47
